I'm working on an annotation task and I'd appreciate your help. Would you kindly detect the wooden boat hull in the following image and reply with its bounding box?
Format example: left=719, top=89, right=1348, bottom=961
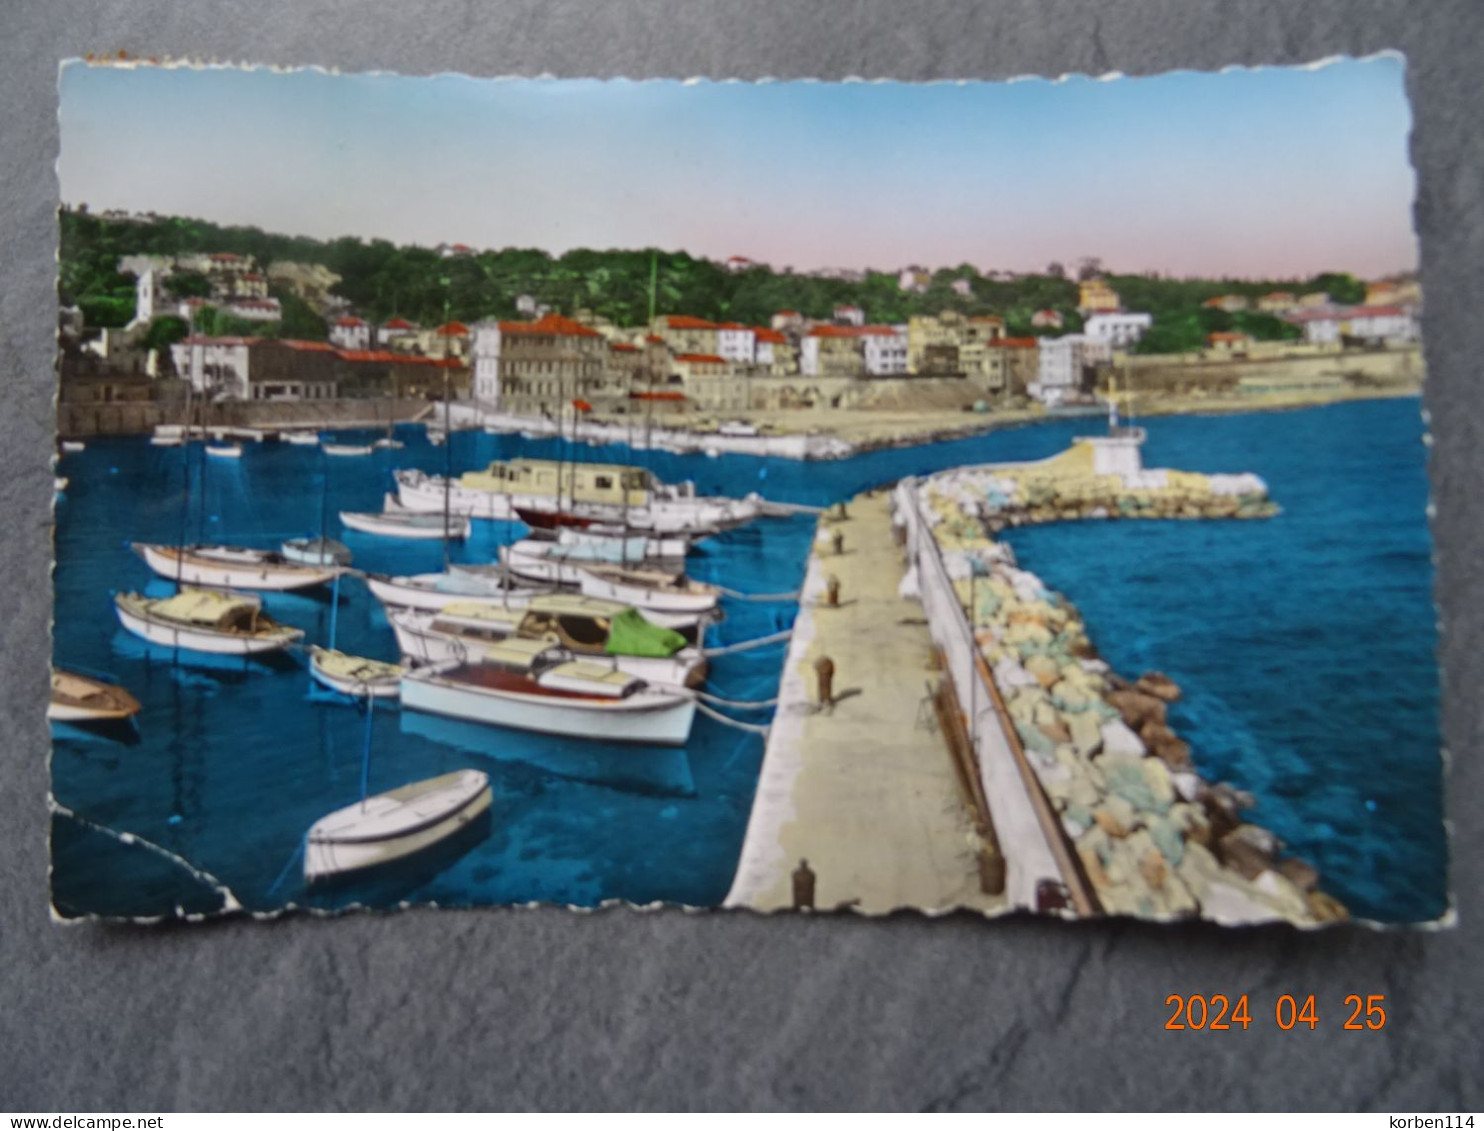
left=113, top=594, right=303, bottom=655
left=339, top=510, right=472, bottom=540
left=304, top=769, right=492, bottom=881
left=389, top=611, right=706, bottom=686
left=402, top=668, right=696, bottom=746
left=48, top=669, right=141, bottom=722
left=135, top=543, right=340, bottom=592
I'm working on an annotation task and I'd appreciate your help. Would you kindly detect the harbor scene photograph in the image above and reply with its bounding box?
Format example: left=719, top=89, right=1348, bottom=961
left=50, top=55, right=1444, bottom=928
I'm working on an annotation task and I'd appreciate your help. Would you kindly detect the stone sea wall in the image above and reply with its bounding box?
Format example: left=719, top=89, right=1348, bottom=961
left=908, top=444, right=1347, bottom=926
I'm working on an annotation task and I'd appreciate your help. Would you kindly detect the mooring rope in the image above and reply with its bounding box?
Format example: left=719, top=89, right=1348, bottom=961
left=695, top=699, right=772, bottom=735
left=701, top=629, right=794, bottom=657
left=712, top=584, right=802, bottom=602
left=51, top=801, right=244, bottom=913
left=694, top=689, right=779, bottom=710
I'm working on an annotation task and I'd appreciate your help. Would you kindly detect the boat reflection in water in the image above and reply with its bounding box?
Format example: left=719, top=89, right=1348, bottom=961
left=398, top=709, right=698, bottom=798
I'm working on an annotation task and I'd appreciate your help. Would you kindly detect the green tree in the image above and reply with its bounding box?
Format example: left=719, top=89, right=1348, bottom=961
left=170, top=272, right=212, bottom=298
left=140, top=315, right=189, bottom=352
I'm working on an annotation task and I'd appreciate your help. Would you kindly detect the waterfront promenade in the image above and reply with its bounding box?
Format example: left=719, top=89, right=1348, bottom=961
left=724, top=491, right=1007, bottom=916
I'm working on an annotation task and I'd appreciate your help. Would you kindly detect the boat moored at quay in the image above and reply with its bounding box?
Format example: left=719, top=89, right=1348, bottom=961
left=394, top=458, right=760, bottom=532
left=389, top=595, right=708, bottom=686
left=400, top=643, right=698, bottom=747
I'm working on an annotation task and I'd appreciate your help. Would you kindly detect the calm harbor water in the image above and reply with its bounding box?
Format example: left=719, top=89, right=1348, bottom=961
left=50, top=398, right=1445, bottom=923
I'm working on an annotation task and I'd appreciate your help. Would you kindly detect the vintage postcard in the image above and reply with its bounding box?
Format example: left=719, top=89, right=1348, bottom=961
left=50, top=57, right=1443, bottom=927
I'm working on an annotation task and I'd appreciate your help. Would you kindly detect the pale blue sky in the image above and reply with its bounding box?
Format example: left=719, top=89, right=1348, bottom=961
left=59, top=57, right=1417, bottom=279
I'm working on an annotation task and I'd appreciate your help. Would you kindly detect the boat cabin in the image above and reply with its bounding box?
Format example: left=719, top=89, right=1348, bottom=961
left=460, top=459, right=656, bottom=507
left=152, top=589, right=269, bottom=633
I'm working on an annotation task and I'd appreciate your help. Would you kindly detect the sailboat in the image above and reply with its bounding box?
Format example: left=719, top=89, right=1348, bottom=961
left=114, top=587, right=303, bottom=655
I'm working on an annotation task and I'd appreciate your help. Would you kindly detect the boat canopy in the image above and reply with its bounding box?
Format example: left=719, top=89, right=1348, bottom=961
left=604, top=607, right=688, bottom=658
left=479, top=638, right=559, bottom=671
left=151, top=588, right=263, bottom=628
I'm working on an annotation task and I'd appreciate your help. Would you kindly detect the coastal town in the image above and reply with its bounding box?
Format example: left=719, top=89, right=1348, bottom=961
left=58, top=209, right=1424, bottom=447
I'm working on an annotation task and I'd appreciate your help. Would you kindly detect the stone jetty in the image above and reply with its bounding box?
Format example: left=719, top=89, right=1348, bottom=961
left=901, top=433, right=1348, bottom=926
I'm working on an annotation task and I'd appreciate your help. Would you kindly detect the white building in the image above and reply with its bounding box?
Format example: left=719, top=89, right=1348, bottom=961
left=898, top=267, right=930, bottom=293
left=515, top=295, right=538, bottom=316
left=833, top=304, right=865, bottom=327
left=951, top=278, right=973, bottom=297
left=221, top=297, right=282, bottom=322
left=1031, top=334, right=1107, bottom=406
left=1285, top=307, right=1346, bottom=345
left=860, top=326, right=908, bottom=376
left=1084, top=311, right=1153, bottom=349
left=133, top=267, right=171, bottom=325
left=1345, top=305, right=1419, bottom=344
left=329, top=316, right=371, bottom=351
left=171, top=336, right=256, bottom=398
left=471, top=320, right=503, bottom=406
left=716, top=323, right=757, bottom=365
left=378, top=317, right=419, bottom=347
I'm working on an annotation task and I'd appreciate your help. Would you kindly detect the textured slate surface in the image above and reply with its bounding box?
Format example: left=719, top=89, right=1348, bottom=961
left=2, top=0, right=1479, bottom=1111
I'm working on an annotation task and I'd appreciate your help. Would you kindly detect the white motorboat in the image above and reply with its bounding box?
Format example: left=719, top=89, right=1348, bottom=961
left=149, top=434, right=185, bottom=447
left=49, top=669, right=141, bottom=722
left=573, top=564, right=721, bottom=618
left=323, top=442, right=374, bottom=457
left=282, top=536, right=353, bottom=567
left=372, top=437, right=405, bottom=451
left=134, top=543, right=341, bottom=591
left=61, top=440, right=86, bottom=453
left=389, top=595, right=706, bottom=686
left=304, top=768, right=492, bottom=882
left=114, top=588, right=303, bottom=655
left=205, top=443, right=243, bottom=459
left=401, top=647, right=697, bottom=746
left=394, top=459, right=759, bottom=533
left=340, top=505, right=472, bottom=541
left=364, top=566, right=540, bottom=613
left=283, top=430, right=322, bottom=446
left=499, top=536, right=684, bottom=587
left=309, top=647, right=404, bottom=699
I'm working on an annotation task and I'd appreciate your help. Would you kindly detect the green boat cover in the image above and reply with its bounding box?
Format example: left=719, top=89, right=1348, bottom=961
left=605, top=607, right=687, bottom=658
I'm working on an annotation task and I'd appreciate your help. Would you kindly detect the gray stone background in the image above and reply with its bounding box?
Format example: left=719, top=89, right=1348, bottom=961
left=3, top=0, right=1479, bottom=1111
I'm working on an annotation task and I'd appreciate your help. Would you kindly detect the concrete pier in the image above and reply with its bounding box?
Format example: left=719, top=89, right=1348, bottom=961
left=725, top=491, right=1007, bottom=916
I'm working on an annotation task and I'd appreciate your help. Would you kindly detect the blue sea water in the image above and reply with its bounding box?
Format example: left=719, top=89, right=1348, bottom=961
left=49, top=398, right=1446, bottom=923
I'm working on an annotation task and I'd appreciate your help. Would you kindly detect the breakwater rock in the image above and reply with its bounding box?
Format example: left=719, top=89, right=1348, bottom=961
left=905, top=444, right=1346, bottom=927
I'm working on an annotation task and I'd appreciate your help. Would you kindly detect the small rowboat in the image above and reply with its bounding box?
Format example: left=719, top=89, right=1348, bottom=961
left=340, top=506, right=471, bottom=541
left=49, top=669, right=141, bottom=722
left=149, top=434, right=185, bottom=447
left=303, top=769, right=492, bottom=882
left=282, top=430, right=321, bottom=446
left=134, top=543, right=341, bottom=591
left=309, top=647, right=404, bottom=698
left=372, top=437, right=405, bottom=451
left=205, top=443, right=243, bottom=459
left=61, top=440, right=86, bottom=453
left=282, top=536, right=353, bottom=567
left=114, top=588, right=303, bottom=655
left=323, top=443, right=374, bottom=457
